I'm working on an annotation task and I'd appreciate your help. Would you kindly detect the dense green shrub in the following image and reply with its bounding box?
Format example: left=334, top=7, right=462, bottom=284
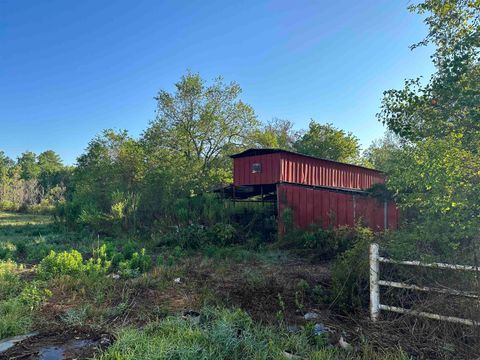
left=78, top=207, right=115, bottom=235
left=330, top=226, right=373, bottom=312
left=299, top=226, right=356, bottom=259
left=38, top=249, right=84, bottom=279
left=158, top=224, right=208, bottom=250
left=84, top=244, right=112, bottom=275
left=280, top=209, right=361, bottom=260
left=0, top=200, right=18, bottom=212
left=0, top=242, right=15, bottom=260
left=207, top=223, right=237, bottom=246
left=38, top=246, right=112, bottom=278
left=0, top=285, right=51, bottom=338
left=26, top=200, right=56, bottom=215
left=119, top=248, right=152, bottom=278
left=127, top=248, right=151, bottom=271
left=35, top=241, right=152, bottom=279
left=18, top=281, right=52, bottom=311
left=0, top=261, right=23, bottom=301
left=381, top=221, right=478, bottom=264
left=121, top=240, right=139, bottom=260
left=15, top=240, right=27, bottom=258
left=26, top=243, right=55, bottom=263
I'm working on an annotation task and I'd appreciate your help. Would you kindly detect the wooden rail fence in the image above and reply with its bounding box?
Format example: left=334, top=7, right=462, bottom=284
left=369, top=243, right=480, bottom=326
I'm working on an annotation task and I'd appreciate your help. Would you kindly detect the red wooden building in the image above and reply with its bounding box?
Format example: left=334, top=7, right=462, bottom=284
left=227, top=148, right=399, bottom=232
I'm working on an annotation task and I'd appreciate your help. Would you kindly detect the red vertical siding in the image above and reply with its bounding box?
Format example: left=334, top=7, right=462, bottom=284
left=233, top=153, right=282, bottom=186
left=277, top=183, right=398, bottom=232
left=232, top=149, right=399, bottom=234
left=234, top=150, right=385, bottom=190
left=278, top=152, right=384, bottom=190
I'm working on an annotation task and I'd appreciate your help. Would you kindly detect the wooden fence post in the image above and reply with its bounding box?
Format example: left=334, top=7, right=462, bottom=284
left=370, top=243, right=380, bottom=322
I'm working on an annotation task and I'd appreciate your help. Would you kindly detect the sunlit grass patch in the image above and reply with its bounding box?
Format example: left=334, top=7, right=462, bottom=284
left=0, top=260, right=24, bottom=301
left=0, top=211, right=53, bottom=227
left=0, top=260, right=51, bottom=338
left=0, top=297, right=33, bottom=338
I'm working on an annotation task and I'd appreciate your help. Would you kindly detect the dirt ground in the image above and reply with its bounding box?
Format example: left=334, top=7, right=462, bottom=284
left=2, top=213, right=479, bottom=359
left=0, top=328, right=113, bottom=360
left=2, top=254, right=336, bottom=359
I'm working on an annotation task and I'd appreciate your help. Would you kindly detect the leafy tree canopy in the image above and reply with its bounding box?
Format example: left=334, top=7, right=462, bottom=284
left=38, top=150, right=63, bottom=174
left=294, top=120, right=360, bottom=163
left=0, top=152, right=13, bottom=179
left=17, top=151, right=40, bottom=181
left=377, top=0, right=480, bottom=251
left=378, top=0, right=480, bottom=147
left=362, top=133, right=403, bottom=173
left=252, top=118, right=297, bottom=150
left=142, top=72, right=258, bottom=192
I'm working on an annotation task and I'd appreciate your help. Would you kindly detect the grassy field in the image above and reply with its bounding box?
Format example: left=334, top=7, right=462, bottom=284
left=0, top=212, right=410, bottom=359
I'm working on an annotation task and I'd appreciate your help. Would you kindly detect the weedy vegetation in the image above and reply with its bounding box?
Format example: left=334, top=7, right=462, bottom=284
left=0, top=0, right=479, bottom=357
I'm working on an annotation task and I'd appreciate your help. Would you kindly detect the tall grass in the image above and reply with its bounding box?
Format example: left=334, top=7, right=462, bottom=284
left=0, top=261, right=32, bottom=338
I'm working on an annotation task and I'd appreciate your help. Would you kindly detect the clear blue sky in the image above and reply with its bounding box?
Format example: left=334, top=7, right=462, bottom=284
left=0, top=0, right=434, bottom=165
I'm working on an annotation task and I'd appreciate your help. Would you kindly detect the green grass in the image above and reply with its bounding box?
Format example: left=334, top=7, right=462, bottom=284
left=0, top=211, right=123, bottom=264
left=0, top=212, right=411, bottom=359
left=0, top=261, right=48, bottom=339
left=98, top=307, right=409, bottom=360
left=98, top=307, right=326, bottom=360
left=0, top=297, right=33, bottom=338
left=0, top=211, right=62, bottom=262
left=0, top=211, right=53, bottom=226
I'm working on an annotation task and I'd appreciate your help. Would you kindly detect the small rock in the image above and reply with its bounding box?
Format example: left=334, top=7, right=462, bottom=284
left=0, top=332, right=38, bottom=353
left=284, top=350, right=304, bottom=359
left=286, top=325, right=302, bottom=334
left=303, top=312, right=319, bottom=320
left=338, top=336, right=353, bottom=351
left=100, top=335, right=112, bottom=346
left=313, top=323, right=331, bottom=336
left=182, top=310, right=200, bottom=324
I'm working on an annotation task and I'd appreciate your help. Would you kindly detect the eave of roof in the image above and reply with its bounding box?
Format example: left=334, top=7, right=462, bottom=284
left=230, top=148, right=383, bottom=173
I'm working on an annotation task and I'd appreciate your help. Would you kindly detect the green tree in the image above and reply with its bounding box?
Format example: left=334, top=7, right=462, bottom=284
left=0, top=152, right=15, bottom=208
left=362, top=133, right=402, bottom=173
left=378, top=0, right=479, bottom=148
left=142, top=72, right=258, bottom=193
left=17, top=151, right=39, bottom=180
left=71, top=130, right=146, bottom=231
left=0, top=151, right=13, bottom=181
left=252, top=118, right=297, bottom=150
left=38, top=150, right=63, bottom=174
left=37, top=150, right=64, bottom=190
left=377, top=1, right=480, bottom=258
left=294, top=120, right=360, bottom=163
left=386, top=134, right=480, bottom=248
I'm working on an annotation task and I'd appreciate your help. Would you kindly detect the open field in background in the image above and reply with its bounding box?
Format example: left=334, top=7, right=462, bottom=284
left=0, top=212, right=479, bottom=359
left=0, top=212, right=52, bottom=226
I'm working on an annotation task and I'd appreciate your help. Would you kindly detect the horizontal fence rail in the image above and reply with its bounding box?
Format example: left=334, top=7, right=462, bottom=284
left=369, top=243, right=480, bottom=326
